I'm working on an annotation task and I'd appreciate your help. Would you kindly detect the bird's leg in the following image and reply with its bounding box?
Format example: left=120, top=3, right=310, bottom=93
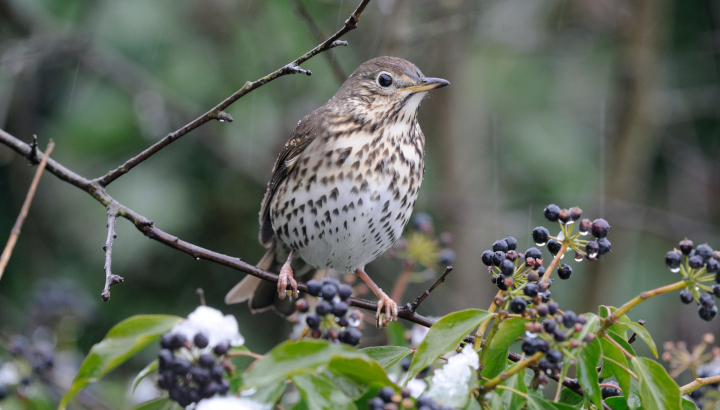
left=277, top=249, right=298, bottom=299
left=355, top=268, right=398, bottom=327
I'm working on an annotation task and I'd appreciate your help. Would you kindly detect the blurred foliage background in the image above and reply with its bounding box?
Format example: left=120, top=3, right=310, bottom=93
left=0, top=0, right=718, bottom=407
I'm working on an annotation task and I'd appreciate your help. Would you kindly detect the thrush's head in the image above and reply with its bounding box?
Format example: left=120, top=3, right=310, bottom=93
left=331, top=56, right=449, bottom=123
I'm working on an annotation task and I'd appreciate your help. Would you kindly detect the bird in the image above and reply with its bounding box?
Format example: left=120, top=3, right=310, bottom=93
left=225, top=56, right=449, bottom=325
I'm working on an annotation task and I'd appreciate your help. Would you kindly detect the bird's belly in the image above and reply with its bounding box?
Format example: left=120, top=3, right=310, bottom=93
left=271, top=166, right=420, bottom=272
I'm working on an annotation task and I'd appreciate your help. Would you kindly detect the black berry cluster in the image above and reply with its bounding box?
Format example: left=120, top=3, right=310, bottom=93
left=666, top=239, right=720, bottom=321
left=601, top=381, right=621, bottom=399
left=301, top=278, right=363, bottom=345
left=156, top=331, right=231, bottom=407
left=520, top=305, right=592, bottom=386
left=540, top=204, right=612, bottom=263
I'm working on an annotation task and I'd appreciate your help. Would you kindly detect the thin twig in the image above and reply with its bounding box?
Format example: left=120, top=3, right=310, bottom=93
left=101, top=204, right=123, bottom=301
left=94, top=0, right=370, bottom=187
left=0, top=139, right=54, bottom=281
left=292, top=0, right=347, bottom=84
left=408, top=266, right=453, bottom=312
left=541, top=241, right=568, bottom=283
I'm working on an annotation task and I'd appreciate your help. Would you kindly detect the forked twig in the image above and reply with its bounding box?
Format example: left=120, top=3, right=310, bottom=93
left=409, top=266, right=453, bottom=312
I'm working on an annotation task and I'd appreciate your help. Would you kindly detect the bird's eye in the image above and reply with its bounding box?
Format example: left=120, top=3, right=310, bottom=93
left=377, top=73, right=393, bottom=88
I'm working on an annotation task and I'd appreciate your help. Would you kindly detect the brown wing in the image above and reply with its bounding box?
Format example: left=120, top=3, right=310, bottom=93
left=258, top=110, right=325, bottom=247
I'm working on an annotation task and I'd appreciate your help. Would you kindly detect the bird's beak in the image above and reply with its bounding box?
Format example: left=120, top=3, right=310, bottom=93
left=400, top=77, right=450, bottom=93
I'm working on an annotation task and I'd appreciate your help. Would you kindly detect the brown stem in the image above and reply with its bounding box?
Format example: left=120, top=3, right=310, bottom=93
left=0, top=139, right=54, bottom=281
left=94, top=0, right=371, bottom=187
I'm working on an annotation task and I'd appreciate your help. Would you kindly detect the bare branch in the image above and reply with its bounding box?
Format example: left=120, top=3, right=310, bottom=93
left=408, top=266, right=453, bottom=313
left=94, top=0, right=372, bottom=188
left=0, top=139, right=54, bottom=281
left=101, top=204, right=123, bottom=301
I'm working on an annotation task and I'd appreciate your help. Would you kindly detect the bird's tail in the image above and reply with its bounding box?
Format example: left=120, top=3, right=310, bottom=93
left=225, top=241, right=323, bottom=317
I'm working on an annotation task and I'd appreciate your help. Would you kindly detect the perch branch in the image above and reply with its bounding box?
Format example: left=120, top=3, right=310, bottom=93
left=94, top=0, right=370, bottom=187
left=0, top=139, right=54, bottom=281
left=292, top=0, right=348, bottom=84
left=408, top=266, right=453, bottom=312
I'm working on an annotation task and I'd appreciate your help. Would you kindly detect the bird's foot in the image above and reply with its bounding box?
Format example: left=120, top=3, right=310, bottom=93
left=375, top=293, right=398, bottom=328
left=277, top=264, right=298, bottom=299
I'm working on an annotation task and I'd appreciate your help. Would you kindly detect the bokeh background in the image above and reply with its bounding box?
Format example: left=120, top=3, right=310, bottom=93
left=0, top=0, right=719, bottom=407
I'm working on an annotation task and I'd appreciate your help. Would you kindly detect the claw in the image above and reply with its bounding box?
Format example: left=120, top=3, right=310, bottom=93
left=277, top=264, right=298, bottom=299
left=375, top=294, right=398, bottom=328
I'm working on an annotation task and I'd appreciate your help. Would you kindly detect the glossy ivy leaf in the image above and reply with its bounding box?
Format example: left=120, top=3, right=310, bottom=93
left=681, top=398, right=699, bottom=409
left=577, top=337, right=603, bottom=409
left=600, top=332, right=632, bottom=399
left=242, top=381, right=286, bottom=406
left=558, top=388, right=583, bottom=405
left=526, top=391, right=579, bottom=410
left=604, top=396, right=630, bottom=410
left=243, top=340, right=367, bottom=387
left=464, top=401, right=482, bottom=410
left=361, top=346, right=412, bottom=369
left=406, top=309, right=492, bottom=382
left=325, top=356, right=394, bottom=399
left=292, top=373, right=357, bottom=410
left=490, top=369, right=527, bottom=410
left=59, top=315, right=183, bottom=410
left=128, top=397, right=174, bottom=410
left=622, top=321, right=657, bottom=358
left=481, top=318, right=526, bottom=378
left=132, top=360, right=158, bottom=393
left=631, top=357, right=682, bottom=410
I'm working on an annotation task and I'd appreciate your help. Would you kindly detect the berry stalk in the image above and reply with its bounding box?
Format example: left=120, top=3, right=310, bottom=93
left=482, top=351, right=544, bottom=390
left=599, top=280, right=687, bottom=332
left=541, top=242, right=568, bottom=283
left=679, top=374, right=720, bottom=395
left=473, top=290, right=503, bottom=350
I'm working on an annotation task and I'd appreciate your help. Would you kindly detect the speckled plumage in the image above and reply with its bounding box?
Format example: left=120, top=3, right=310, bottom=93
left=226, top=56, right=448, bottom=321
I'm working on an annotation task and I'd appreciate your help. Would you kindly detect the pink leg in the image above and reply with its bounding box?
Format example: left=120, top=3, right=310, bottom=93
left=355, top=268, right=398, bottom=327
left=277, top=249, right=298, bottom=299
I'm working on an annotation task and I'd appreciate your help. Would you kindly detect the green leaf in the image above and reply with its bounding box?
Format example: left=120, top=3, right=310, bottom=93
left=631, top=357, right=681, bottom=410
left=623, top=321, right=657, bottom=358
left=604, top=396, right=631, bottom=410
left=607, top=330, right=637, bottom=356
left=242, top=382, right=286, bottom=406
left=132, top=360, right=158, bottom=393
left=576, top=337, right=603, bottom=409
left=59, top=315, right=182, bottom=410
left=292, top=373, right=357, bottom=410
left=361, top=346, right=412, bottom=369
left=558, top=388, right=583, bottom=405
left=490, top=369, right=527, bottom=410
left=526, top=391, right=579, bottom=409
left=243, top=340, right=366, bottom=387
left=406, top=309, right=491, bottom=382
left=481, top=318, right=526, bottom=378
left=682, top=398, right=699, bottom=410
left=325, top=356, right=394, bottom=399
left=600, top=332, right=632, bottom=399
left=464, top=400, right=482, bottom=410
left=128, top=397, right=173, bottom=410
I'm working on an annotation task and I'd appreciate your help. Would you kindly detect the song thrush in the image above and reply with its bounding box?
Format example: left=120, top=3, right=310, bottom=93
left=225, top=56, right=449, bottom=325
